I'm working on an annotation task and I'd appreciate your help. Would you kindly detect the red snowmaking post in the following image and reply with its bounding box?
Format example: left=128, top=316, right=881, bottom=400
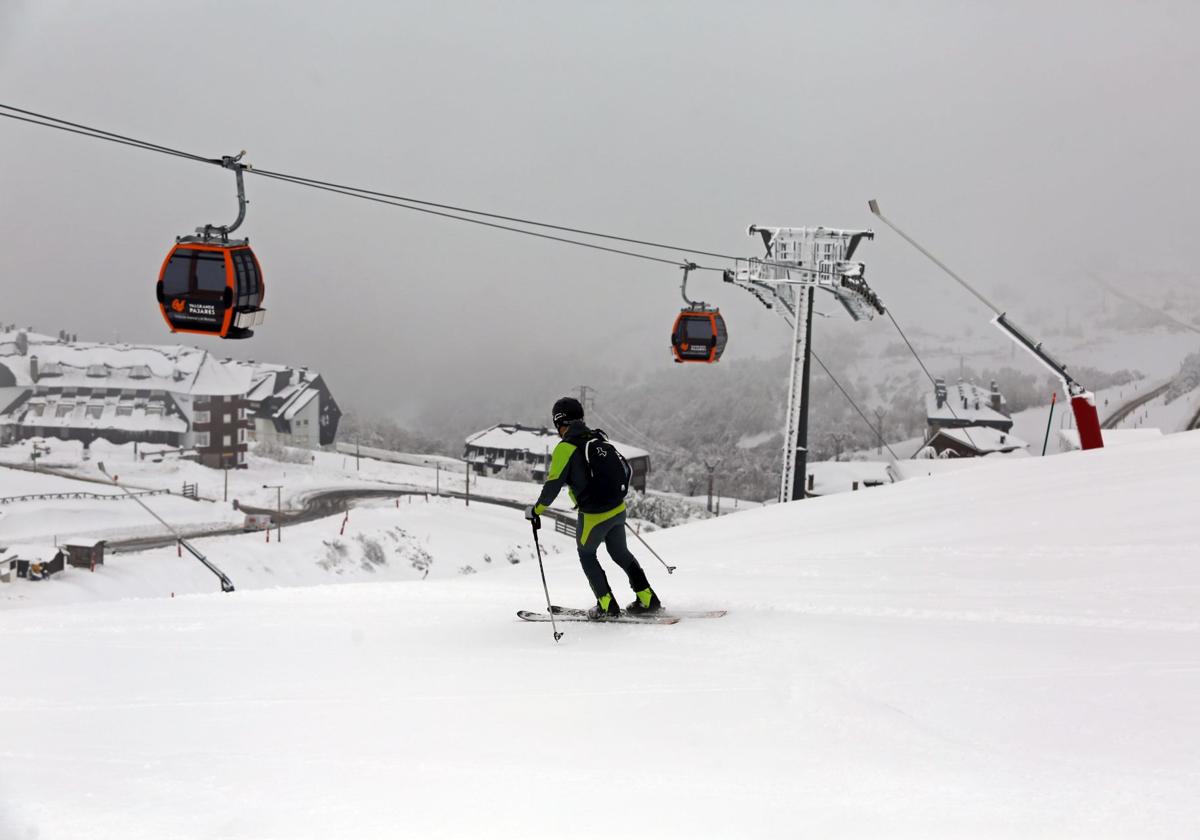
left=1070, top=393, right=1104, bottom=450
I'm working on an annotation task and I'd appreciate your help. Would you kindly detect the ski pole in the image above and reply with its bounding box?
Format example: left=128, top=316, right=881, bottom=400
left=530, top=518, right=563, bottom=642
left=625, top=522, right=676, bottom=574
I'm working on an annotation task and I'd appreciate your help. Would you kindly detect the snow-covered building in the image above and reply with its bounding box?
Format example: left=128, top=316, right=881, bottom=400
left=926, top=378, right=1011, bottom=433
left=920, top=377, right=1025, bottom=458
left=922, top=426, right=1029, bottom=458
left=463, top=423, right=651, bottom=492
left=0, top=327, right=341, bottom=467
left=244, top=364, right=341, bottom=450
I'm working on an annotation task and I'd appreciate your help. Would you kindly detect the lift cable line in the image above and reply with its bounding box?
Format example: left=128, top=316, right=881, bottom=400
left=866, top=199, right=1002, bottom=316
left=1, top=103, right=895, bottom=488
left=0, top=103, right=216, bottom=164
left=250, top=168, right=699, bottom=270
left=881, top=309, right=980, bottom=453
left=0, top=103, right=701, bottom=271
left=0, top=102, right=805, bottom=275
left=808, top=350, right=901, bottom=463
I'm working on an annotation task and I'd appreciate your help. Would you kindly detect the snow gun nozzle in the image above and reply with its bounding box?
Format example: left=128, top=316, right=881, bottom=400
left=554, top=631, right=563, bottom=643
left=868, top=199, right=881, bottom=216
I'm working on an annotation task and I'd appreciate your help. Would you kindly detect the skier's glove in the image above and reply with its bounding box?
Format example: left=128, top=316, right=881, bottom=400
left=524, top=505, right=541, bottom=529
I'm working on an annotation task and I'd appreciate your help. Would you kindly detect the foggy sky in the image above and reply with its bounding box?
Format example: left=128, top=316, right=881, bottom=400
left=2, top=0, right=1197, bottom=420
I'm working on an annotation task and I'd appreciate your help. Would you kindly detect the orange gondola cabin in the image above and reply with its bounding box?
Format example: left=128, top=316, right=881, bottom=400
left=671, top=308, right=727, bottom=363
left=156, top=238, right=265, bottom=339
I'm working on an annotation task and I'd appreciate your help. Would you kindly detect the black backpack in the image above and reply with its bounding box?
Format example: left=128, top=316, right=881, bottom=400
left=579, top=429, right=632, bottom=507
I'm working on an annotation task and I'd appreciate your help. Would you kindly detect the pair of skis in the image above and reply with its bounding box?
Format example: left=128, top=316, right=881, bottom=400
left=518, top=605, right=726, bottom=626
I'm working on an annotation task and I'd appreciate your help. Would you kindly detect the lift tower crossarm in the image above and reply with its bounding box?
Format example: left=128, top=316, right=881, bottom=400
left=723, top=225, right=886, bottom=501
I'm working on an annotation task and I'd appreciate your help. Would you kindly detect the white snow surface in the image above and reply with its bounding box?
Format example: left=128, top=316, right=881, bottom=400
left=0, top=467, right=242, bottom=546
left=3, top=432, right=1200, bottom=837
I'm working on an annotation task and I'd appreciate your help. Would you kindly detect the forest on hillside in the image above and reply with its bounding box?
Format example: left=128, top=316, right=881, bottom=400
left=342, top=341, right=1137, bottom=502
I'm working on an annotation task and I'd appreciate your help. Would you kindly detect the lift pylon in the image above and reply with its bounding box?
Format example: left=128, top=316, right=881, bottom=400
left=724, top=226, right=884, bottom=502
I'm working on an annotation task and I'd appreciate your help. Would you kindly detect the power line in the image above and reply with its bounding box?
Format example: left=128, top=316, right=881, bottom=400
left=590, top=405, right=691, bottom=460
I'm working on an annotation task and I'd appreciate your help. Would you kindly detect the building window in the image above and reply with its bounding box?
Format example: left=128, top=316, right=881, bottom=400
left=86, top=405, right=103, bottom=419
left=29, top=404, right=44, bottom=417
left=223, top=434, right=232, bottom=447
left=196, top=432, right=210, bottom=447
left=56, top=404, right=74, bottom=418
left=238, top=428, right=247, bottom=443
left=145, top=405, right=163, bottom=417
left=194, top=411, right=210, bottom=424
left=116, top=404, right=133, bottom=417
left=224, top=412, right=232, bottom=424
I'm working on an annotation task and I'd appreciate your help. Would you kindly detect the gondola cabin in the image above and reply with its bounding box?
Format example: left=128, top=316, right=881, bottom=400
left=156, top=239, right=265, bottom=339
left=671, top=308, right=727, bottom=363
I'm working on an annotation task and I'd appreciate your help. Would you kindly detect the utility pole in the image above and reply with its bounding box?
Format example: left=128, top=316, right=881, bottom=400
left=223, top=465, right=229, bottom=502
left=827, top=432, right=847, bottom=461
left=355, top=439, right=361, bottom=471
left=703, top=459, right=721, bottom=513
left=464, top=462, right=470, bottom=507
left=576, top=385, right=595, bottom=414
left=873, top=408, right=887, bottom=455
left=262, top=484, right=283, bottom=542
left=30, top=441, right=48, bottom=472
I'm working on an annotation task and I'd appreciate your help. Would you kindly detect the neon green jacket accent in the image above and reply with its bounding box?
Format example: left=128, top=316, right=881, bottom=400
left=533, top=440, right=577, bottom=516
left=579, top=502, right=626, bottom=545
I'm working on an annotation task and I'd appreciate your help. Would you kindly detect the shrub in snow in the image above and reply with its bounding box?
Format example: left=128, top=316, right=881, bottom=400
left=253, top=439, right=313, bottom=464
left=319, top=539, right=351, bottom=573
left=355, top=535, right=388, bottom=571
left=1165, top=352, right=1200, bottom=404
left=624, top=490, right=711, bottom=529
left=500, top=461, right=537, bottom=483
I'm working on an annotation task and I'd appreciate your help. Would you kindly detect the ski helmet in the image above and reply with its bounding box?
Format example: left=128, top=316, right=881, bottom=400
left=552, top=396, right=584, bottom=427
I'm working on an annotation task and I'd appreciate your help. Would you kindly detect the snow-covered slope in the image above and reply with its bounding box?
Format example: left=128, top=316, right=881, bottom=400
left=2, top=433, right=1199, bottom=838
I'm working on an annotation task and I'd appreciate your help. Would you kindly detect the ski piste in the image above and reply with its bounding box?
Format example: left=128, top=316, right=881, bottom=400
left=551, top=605, right=727, bottom=620
left=517, top=610, right=680, bottom=626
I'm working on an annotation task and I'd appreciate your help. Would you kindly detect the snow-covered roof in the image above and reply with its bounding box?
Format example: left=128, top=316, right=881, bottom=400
left=933, top=426, right=1028, bottom=454
left=0, top=330, right=251, bottom=395
left=888, top=457, right=1021, bottom=482
left=807, top=460, right=891, bottom=496
left=465, top=424, right=650, bottom=461
left=926, top=381, right=1010, bottom=426
left=244, top=365, right=329, bottom=422
left=11, top=402, right=187, bottom=434
left=281, top=388, right=320, bottom=421
left=1059, top=428, right=1164, bottom=450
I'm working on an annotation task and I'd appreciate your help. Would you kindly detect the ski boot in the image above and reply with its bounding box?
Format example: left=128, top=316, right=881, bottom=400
left=587, top=593, right=621, bottom=620
left=625, top=587, right=662, bottom=615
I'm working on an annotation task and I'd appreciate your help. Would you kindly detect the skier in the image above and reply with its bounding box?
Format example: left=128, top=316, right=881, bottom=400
left=524, top=396, right=662, bottom=619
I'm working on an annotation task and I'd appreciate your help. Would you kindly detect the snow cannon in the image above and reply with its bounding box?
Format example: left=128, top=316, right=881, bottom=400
left=993, top=314, right=1104, bottom=450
